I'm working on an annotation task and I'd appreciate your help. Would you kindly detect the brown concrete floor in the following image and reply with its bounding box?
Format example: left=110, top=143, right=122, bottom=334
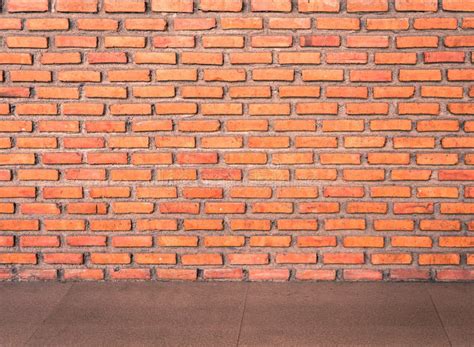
left=0, top=282, right=472, bottom=346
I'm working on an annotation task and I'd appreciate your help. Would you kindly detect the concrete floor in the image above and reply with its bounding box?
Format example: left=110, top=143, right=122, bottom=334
left=0, top=282, right=472, bottom=347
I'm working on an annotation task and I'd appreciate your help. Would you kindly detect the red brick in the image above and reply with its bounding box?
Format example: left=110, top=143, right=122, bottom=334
left=300, top=35, right=340, bottom=47
left=43, top=253, right=83, bottom=264
left=436, top=270, right=474, bottom=281
left=203, top=269, right=243, bottom=280
left=344, top=270, right=383, bottom=281
left=248, top=269, right=290, bottom=281
left=18, top=269, right=57, bottom=281
left=372, top=253, right=412, bottom=265
left=390, top=269, right=430, bottom=281
left=230, top=219, right=271, bottom=230
left=64, top=269, right=104, bottom=281
left=156, top=269, right=197, bottom=281
left=296, top=269, right=337, bottom=281
left=110, top=269, right=150, bottom=280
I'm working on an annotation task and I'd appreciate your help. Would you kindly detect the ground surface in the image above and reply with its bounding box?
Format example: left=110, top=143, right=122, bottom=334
left=0, top=282, right=472, bottom=346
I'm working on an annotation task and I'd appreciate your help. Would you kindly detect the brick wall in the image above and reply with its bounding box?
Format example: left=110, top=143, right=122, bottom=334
left=0, top=0, right=473, bottom=282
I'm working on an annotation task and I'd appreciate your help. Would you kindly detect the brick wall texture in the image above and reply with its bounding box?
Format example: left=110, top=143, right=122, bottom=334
left=0, top=0, right=473, bottom=282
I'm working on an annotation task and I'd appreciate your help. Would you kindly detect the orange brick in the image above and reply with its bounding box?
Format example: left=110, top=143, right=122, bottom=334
left=296, top=269, right=337, bottom=281
left=367, top=18, right=409, bottom=30
left=249, top=269, right=289, bottom=281
left=395, top=0, right=437, bottom=11
left=275, top=253, right=317, bottom=264
left=269, top=18, right=311, bottom=29
left=347, top=0, right=388, bottom=12
left=221, top=17, right=263, bottom=29
left=444, top=0, right=474, bottom=11
left=91, top=253, right=130, bottom=265
left=298, top=0, right=340, bottom=12
left=251, top=0, right=292, bottom=12
left=152, top=0, right=193, bottom=12
left=0, top=253, right=37, bottom=264
left=104, top=0, right=145, bottom=12
left=203, top=269, right=243, bottom=280
left=64, top=269, right=104, bottom=280
left=414, top=18, right=457, bottom=30
left=200, top=0, right=242, bottom=11
left=419, top=254, right=460, bottom=265
left=57, top=0, right=98, bottom=12
left=135, top=253, right=176, bottom=265
left=125, top=18, right=166, bottom=31
left=344, top=270, right=383, bottom=281
left=182, top=52, right=223, bottom=65
left=300, top=35, right=340, bottom=47
left=181, top=253, right=222, bottom=265
left=153, top=36, right=195, bottom=48
left=27, top=18, right=69, bottom=31
left=343, top=236, right=384, bottom=248
left=372, top=254, right=412, bottom=265
left=324, top=253, right=364, bottom=264
left=297, top=236, right=336, bottom=247
left=228, top=253, right=269, bottom=265
left=156, top=269, right=197, bottom=281
left=8, top=0, right=48, bottom=12
left=44, top=253, right=83, bottom=264
left=250, top=236, right=291, bottom=247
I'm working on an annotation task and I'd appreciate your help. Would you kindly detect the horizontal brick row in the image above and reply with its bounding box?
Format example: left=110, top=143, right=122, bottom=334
left=2, top=234, right=474, bottom=249
left=4, top=0, right=474, bottom=14
left=4, top=36, right=474, bottom=48
left=1, top=267, right=473, bottom=282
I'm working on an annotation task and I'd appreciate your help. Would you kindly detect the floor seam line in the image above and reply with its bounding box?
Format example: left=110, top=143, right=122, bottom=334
left=235, top=283, right=249, bottom=347
left=428, top=287, right=452, bottom=347
left=23, top=283, right=74, bottom=345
